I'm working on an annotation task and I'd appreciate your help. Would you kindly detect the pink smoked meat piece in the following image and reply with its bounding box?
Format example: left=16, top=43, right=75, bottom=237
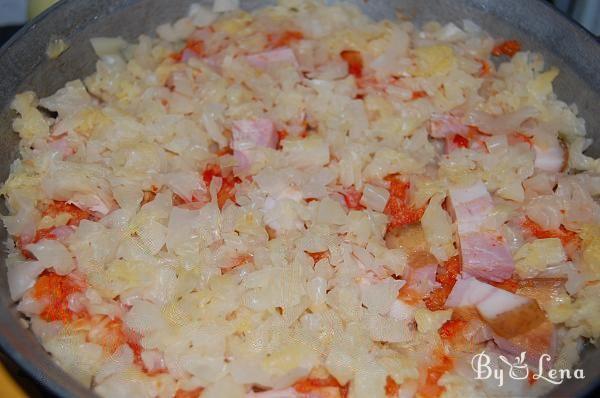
left=446, top=277, right=556, bottom=366
left=406, top=263, right=441, bottom=296
left=449, top=181, right=514, bottom=282
left=232, top=119, right=278, bottom=172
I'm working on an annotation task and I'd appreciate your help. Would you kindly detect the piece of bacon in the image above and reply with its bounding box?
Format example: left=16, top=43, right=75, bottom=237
left=445, top=277, right=555, bottom=365
left=232, top=118, right=278, bottom=173
left=449, top=181, right=514, bottom=282
left=404, top=263, right=441, bottom=297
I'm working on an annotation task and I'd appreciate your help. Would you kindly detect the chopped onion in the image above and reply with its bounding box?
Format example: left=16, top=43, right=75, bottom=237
left=90, top=37, right=127, bottom=57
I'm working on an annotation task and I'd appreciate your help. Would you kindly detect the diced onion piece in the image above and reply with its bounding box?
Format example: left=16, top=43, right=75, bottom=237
left=90, top=37, right=127, bottom=57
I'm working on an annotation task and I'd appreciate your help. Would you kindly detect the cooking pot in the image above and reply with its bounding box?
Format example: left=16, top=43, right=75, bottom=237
left=0, top=1, right=598, bottom=397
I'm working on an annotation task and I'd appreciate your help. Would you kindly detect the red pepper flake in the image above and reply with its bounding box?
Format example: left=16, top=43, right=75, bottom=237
left=522, top=217, right=581, bottom=249
left=411, top=90, right=427, bottom=100
left=383, top=176, right=425, bottom=229
left=341, top=186, right=365, bottom=210
left=424, top=256, right=461, bottom=311
left=385, top=376, right=400, bottom=396
left=33, top=271, right=85, bottom=323
left=174, top=387, right=204, bottom=398
left=268, top=30, right=304, bottom=48
left=340, top=50, right=363, bottom=78
left=452, top=134, right=470, bottom=148
left=491, top=40, right=521, bottom=57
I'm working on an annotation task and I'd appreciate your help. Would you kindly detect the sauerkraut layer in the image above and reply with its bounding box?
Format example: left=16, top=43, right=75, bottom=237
left=2, top=1, right=600, bottom=397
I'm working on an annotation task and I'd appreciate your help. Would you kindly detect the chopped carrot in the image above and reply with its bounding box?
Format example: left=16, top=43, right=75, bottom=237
left=384, top=176, right=425, bottom=229
left=142, top=186, right=158, bottom=206
left=33, top=227, right=58, bottom=242
left=216, top=146, right=234, bottom=157
left=452, top=134, right=470, bottom=148
left=513, top=132, right=533, bottom=147
left=416, top=352, right=454, bottom=398
left=491, top=40, right=521, bottom=57
left=217, top=174, right=241, bottom=209
left=397, top=286, right=422, bottom=305
left=186, top=39, right=204, bottom=56
left=268, top=30, right=304, bottom=48
left=43, top=201, right=95, bottom=226
left=33, top=271, right=84, bottom=323
left=477, top=58, right=491, bottom=76
left=86, top=317, right=131, bottom=354
left=15, top=226, right=61, bottom=259
left=385, top=376, right=400, bottom=397
left=276, top=129, right=288, bottom=149
left=417, top=355, right=453, bottom=398
left=200, top=164, right=241, bottom=209
left=294, top=376, right=342, bottom=393
left=340, top=50, right=363, bottom=78
left=202, top=163, right=222, bottom=187
left=411, top=90, right=427, bottom=100
left=307, top=251, right=329, bottom=264
left=277, top=129, right=288, bottom=142
left=439, top=319, right=468, bottom=340
left=174, top=387, right=204, bottom=398
left=424, top=256, right=461, bottom=311
left=170, top=38, right=205, bottom=62
left=521, top=217, right=581, bottom=248
left=341, top=186, right=365, bottom=210
left=170, top=52, right=183, bottom=62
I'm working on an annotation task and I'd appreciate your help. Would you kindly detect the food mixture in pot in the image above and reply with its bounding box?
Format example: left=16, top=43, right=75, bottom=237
left=2, top=1, right=600, bottom=397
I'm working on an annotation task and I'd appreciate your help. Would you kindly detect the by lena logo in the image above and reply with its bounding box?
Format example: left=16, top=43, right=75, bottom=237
left=471, top=351, right=585, bottom=387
